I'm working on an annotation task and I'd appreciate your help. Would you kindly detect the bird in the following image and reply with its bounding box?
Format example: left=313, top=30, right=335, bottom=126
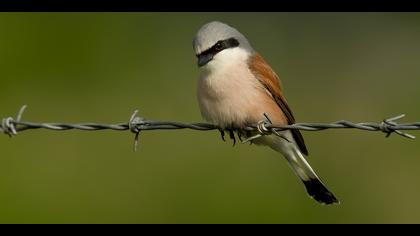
left=192, top=21, right=339, bottom=205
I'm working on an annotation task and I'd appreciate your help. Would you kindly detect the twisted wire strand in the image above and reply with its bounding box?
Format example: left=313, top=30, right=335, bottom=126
left=1, top=105, right=418, bottom=151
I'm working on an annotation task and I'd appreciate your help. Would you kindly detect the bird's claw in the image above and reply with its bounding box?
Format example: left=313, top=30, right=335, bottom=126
left=237, top=131, right=243, bottom=142
left=228, top=129, right=236, bottom=146
left=219, top=129, right=226, bottom=142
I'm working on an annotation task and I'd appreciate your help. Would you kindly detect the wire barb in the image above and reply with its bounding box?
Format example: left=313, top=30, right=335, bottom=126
left=241, top=113, right=272, bottom=144
left=1, top=105, right=27, bottom=138
left=129, top=110, right=145, bottom=152
left=380, top=114, right=416, bottom=139
left=241, top=113, right=292, bottom=144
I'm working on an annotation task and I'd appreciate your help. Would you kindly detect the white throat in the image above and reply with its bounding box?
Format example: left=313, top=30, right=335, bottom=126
left=199, top=47, right=250, bottom=77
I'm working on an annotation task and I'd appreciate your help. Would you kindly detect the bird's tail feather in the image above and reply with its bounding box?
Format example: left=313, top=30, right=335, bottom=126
left=286, top=146, right=339, bottom=205
left=266, top=135, right=339, bottom=205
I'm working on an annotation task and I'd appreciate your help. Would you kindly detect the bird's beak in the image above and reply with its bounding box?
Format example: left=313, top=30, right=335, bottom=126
left=197, top=53, right=213, bottom=67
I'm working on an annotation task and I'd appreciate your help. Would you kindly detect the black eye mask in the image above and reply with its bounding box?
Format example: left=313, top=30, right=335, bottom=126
left=197, top=37, right=240, bottom=67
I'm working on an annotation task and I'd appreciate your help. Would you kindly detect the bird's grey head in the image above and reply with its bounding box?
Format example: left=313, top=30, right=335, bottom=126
left=193, top=21, right=254, bottom=67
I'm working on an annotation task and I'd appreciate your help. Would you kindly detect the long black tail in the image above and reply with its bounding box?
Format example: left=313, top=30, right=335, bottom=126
left=286, top=146, right=339, bottom=205
left=285, top=146, right=339, bottom=205
left=267, top=136, right=339, bottom=205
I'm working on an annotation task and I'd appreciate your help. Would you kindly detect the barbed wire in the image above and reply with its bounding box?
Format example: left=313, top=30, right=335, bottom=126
left=1, top=105, right=419, bottom=151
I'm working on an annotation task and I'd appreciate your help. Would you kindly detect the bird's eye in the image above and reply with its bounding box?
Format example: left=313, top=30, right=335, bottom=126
left=214, top=42, right=224, bottom=51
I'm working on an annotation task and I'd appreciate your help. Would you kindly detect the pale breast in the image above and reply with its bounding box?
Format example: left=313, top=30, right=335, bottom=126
left=196, top=48, right=281, bottom=128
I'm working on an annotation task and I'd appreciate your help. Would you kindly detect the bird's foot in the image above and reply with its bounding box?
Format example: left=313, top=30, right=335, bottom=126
left=219, top=128, right=241, bottom=146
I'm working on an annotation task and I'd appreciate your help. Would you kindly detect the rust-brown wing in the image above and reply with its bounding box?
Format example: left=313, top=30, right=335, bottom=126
left=249, top=53, right=308, bottom=156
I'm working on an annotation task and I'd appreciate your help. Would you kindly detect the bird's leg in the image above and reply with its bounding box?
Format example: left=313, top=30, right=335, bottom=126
left=218, top=128, right=226, bottom=142
left=237, top=130, right=244, bottom=142
left=228, top=129, right=236, bottom=146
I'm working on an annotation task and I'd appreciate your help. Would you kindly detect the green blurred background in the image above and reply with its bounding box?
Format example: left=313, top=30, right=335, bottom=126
left=0, top=13, right=420, bottom=223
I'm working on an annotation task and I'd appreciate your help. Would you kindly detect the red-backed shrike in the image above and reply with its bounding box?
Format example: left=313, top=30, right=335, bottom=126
left=193, top=21, right=338, bottom=205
